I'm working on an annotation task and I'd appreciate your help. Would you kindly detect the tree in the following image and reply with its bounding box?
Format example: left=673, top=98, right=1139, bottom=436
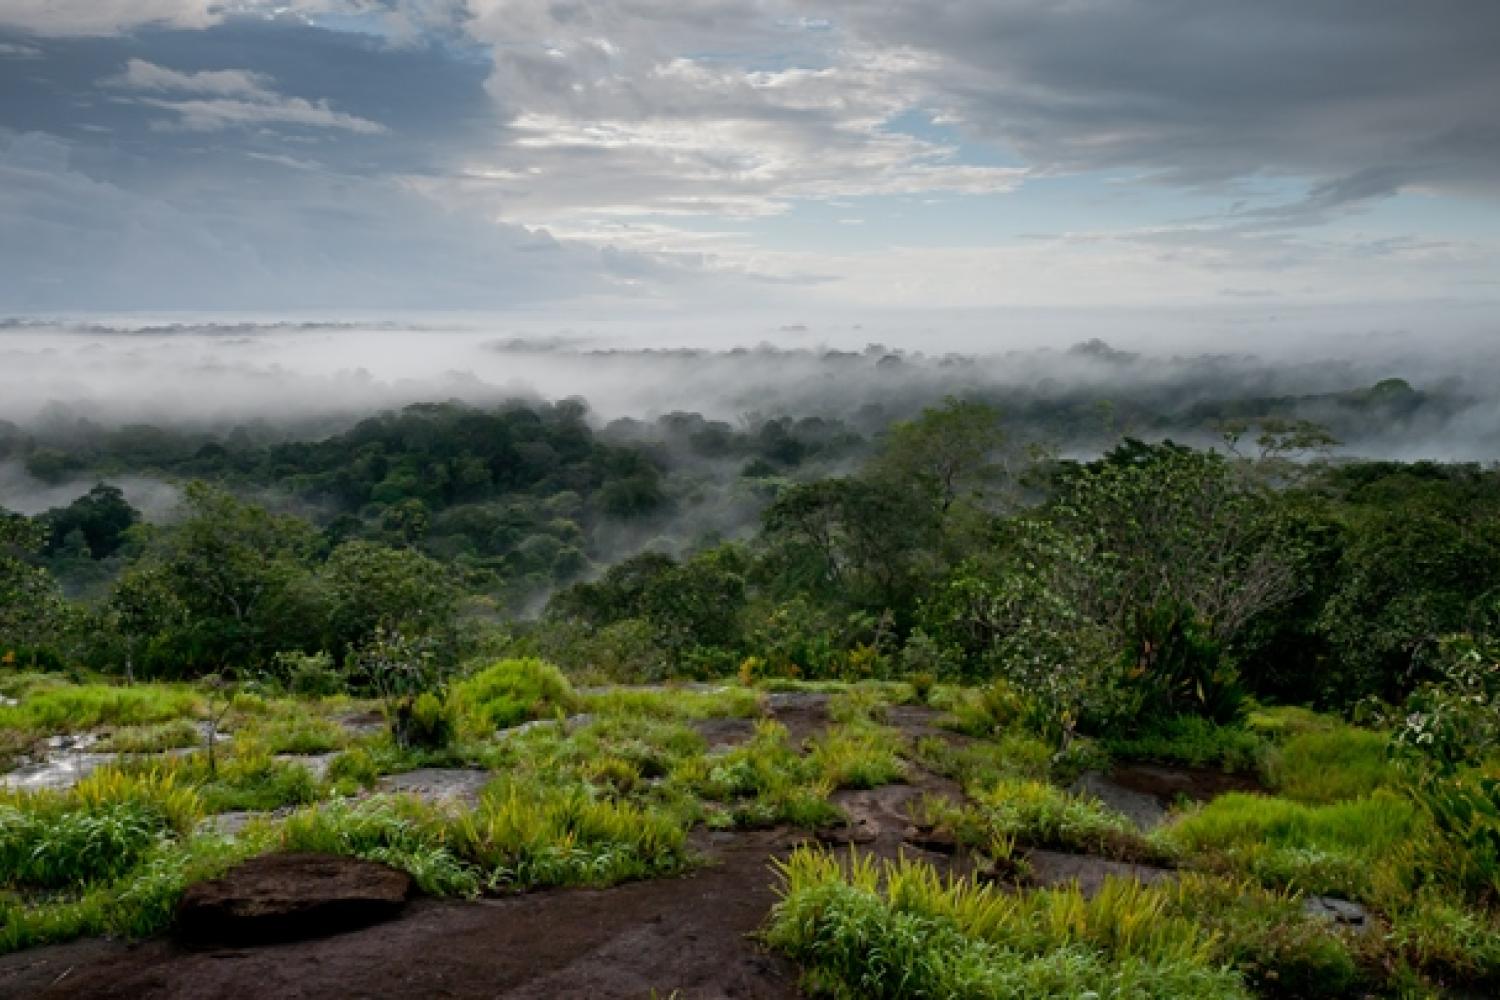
left=870, top=397, right=1008, bottom=513
left=41, top=484, right=139, bottom=560
left=114, top=482, right=321, bottom=672
left=0, top=508, right=69, bottom=655
left=322, top=540, right=460, bottom=657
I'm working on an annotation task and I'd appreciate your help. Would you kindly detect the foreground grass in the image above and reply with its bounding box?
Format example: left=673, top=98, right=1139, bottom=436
left=767, top=847, right=1251, bottom=999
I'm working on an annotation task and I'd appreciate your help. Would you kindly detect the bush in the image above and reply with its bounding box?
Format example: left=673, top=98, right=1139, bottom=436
left=273, top=651, right=345, bottom=697
left=453, top=658, right=578, bottom=731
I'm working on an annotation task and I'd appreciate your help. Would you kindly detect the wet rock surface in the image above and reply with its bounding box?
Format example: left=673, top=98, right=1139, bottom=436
left=274, top=752, right=340, bottom=782
left=693, top=715, right=758, bottom=750
left=763, top=692, right=830, bottom=746
left=1071, top=770, right=1169, bottom=830
left=1025, top=849, right=1178, bottom=896
left=1109, top=762, right=1263, bottom=805
left=175, top=853, right=412, bottom=947
left=1, top=733, right=117, bottom=792
left=376, top=767, right=491, bottom=805
left=1303, top=895, right=1374, bottom=934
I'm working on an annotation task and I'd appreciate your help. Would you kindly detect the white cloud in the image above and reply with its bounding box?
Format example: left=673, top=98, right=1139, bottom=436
left=109, top=58, right=273, bottom=99
left=105, top=59, right=385, bottom=134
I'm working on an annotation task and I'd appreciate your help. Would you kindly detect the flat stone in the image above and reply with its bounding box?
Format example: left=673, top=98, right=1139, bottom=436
left=1071, top=771, right=1168, bottom=830
left=377, top=767, right=490, bottom=805
left=275, top=752, right=339, bottom=782
left=1303, top=895, right=1373, bottom=934
left=176, top=852, right=411, bottom=946
left=1026, top=849, right=1177, bottom=897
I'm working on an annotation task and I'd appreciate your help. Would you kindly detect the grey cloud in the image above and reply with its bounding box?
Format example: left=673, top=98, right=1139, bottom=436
left=838, top=1, right=1500, bottom=201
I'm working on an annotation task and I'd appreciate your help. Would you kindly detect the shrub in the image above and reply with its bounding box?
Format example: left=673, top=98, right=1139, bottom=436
left=326, top=747, right=382, bottom=792
left=273, top=651, right=345, bottom=697
left=809, top=724, right=905, bottom=789
left=453, top=658, right=578, bottom=732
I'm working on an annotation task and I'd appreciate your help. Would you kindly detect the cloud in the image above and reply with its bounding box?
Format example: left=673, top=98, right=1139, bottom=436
left=431, top=2, right=1023, bottom=229
left=106, top=57, right=386, bottom=133
left=108, top=58, right=273, bottom=98
left=834, top=0, right=1500, bottom=202
left=0, top=1, right=219, bottom=36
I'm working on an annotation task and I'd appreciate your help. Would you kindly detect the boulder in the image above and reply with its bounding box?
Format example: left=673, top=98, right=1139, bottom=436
left=176, top=852, right=411, bottom=946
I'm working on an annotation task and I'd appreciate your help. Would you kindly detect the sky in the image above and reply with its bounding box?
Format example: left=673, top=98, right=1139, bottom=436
left=1, top=1, right=1498, bottom=342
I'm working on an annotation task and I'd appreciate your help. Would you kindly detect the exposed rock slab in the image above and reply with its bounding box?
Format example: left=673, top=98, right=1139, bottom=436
left=377, top=767, right=490, bottom=805
left=1026, top=849, right=1177, bottom=897
left=176, top=853, right=412, bottom=946
left=1303, top=894, right=1374, bottom=934
left=1071, top=771, right=1169, bottom=830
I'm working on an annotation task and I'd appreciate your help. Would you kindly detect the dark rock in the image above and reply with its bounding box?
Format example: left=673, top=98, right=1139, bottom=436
left=176, top=852, right=412, bottom=946
left=904, top=824, right=958, bottom=854
left=1070, top=771, right=1169, bottom=830
left=1026, top=849, right=1177, bottom=897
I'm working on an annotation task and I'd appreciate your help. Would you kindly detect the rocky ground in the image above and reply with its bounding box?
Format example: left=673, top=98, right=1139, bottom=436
left=0, top=694, right=1305, bottom=999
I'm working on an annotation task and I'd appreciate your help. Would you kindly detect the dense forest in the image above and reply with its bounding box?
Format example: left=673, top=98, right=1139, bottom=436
left=5, top=387, right=1497, bottom=717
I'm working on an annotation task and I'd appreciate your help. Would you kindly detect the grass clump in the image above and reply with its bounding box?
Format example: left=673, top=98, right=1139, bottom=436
left=1161, top=790, right=1421, bottom=899
left=1263, top=724, right=1397, bottom=804
left=0, top=683, right=200, bottom=735
left=1, top=770, right=201, bottom=891
left=455, top=777, right=688, bottom=890
left=974, top=778, right=1163, bottom=862
left=453, top=658, right=579, bottom=731
left=96, top=719, right=203, bottom=754
left=766, top=847, right=1247, bottom=999
left=808, top=724, right=905, bottom=789
left=1105, top=716, right=1265, bottom=773
left=680, top=720, right=840, bottom=828
left=914, top=732, right=1054, bottom=790
left=1162, top=873, right=1359, bottom=997
left=250, top=714, right=346, bottom=754
left=279, top=796, right=481, bottom=897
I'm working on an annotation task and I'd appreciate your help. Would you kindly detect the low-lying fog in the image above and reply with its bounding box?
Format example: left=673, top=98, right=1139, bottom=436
left=1, top=313, right=1497, bottom=516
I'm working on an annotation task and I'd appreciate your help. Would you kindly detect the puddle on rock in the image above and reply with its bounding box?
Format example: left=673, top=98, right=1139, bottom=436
left=2, top=742, right=118, bottom=792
